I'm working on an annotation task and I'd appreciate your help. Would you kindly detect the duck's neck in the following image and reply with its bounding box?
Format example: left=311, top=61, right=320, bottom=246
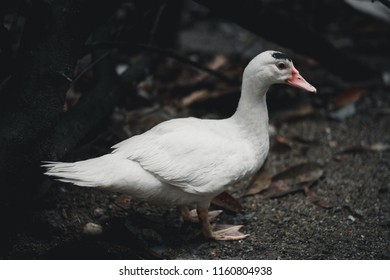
left=231, top=76, right=269, bottom=131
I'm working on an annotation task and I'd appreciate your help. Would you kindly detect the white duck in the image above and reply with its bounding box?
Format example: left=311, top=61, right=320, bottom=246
left=43, top=50, right=316, bottom=240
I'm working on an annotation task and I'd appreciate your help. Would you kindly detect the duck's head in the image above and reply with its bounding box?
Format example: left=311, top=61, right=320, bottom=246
left=244, top=50, right=316, bottom=93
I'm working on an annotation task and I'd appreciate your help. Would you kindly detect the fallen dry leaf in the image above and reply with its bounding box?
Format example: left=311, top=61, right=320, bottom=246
left=64, top=87, right=81, bottom=112
left=272, top=162, right=324, bottom=186
left=181, top=89, right=211, bottom=107
left=303, top=186, right=333, bottom=209
left=274, top=134, right=292, bottom=149
left=61, top=207, right=70, bottom=219
left=195, top=54, right=230, bottom=83
left=180, top=88, right=237, bottom=107
left=114, top=194, right=133, bottom=210
left=328, top=88, right=365, bottom=121
left=275, top=105, right=315, bottom=124
left=332, top=88, right=364, bottom=108
left=256, top=162, right=324, bottom=199
left=206, top=54, right=228, bottom=70
left=124, top=106, right=176, bottom=135
left=245, top=171, right=272, bottom=196
left=211, top=191, right=243, bottom=213
left=256, top=180, right=309, bottom=199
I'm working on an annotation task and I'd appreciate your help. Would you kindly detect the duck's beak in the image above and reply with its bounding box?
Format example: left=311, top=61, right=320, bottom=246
left=286, top=66, right=317, bottom=93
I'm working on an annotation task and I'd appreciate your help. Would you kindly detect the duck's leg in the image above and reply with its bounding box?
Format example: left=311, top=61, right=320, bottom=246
left=178, top=206, right=196, bottom=223
left=178, top=206, right=222, bottom=223
left=196, top=207, right=214, bottom=239
left=196, top=207, right=249, bottom=241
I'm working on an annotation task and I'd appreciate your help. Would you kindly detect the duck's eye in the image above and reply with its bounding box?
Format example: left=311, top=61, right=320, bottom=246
left=277, top=62, right=287, bottom=70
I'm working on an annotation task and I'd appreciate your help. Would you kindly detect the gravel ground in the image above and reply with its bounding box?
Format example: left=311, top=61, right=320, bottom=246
left=1, top=82, right=389, bottom=260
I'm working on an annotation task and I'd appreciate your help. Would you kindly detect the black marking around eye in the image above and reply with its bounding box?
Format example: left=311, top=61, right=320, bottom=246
left=272, top=52, right=292, bottom=62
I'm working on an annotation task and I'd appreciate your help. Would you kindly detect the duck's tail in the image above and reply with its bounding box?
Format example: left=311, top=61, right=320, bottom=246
left=42, top=154, right=124, bottom=188
left=42, top=154, right=163, bottom=197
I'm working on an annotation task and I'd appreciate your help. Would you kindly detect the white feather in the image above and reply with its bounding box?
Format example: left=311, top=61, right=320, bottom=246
left=111, top=117, right=267, bottom=195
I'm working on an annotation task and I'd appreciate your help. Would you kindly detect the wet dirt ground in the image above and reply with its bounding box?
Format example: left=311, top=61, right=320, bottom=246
left=1, top=81, right=389, bottom=260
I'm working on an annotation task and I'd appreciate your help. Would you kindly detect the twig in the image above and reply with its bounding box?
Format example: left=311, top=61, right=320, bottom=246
left=148, top=2, right=167, bottom=44
left=85, top=41, right=240, bottom=85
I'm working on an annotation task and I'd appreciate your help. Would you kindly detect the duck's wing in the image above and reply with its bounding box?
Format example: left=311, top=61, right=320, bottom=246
left=112, top=118, right=253, bottom=195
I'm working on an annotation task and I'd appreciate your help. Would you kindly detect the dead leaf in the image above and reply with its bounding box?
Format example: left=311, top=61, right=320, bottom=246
left=272, top=162, right=324, bottom=185
left=137, top=75, right=156, bottom=99
left=124, top=106, right=176, bottom=135
left=332, top=88, right=364, bottom=108
left=257, top=162, right=324, bottom=199
left=114, top=194, right=133, bottom=210
left=245, top=171, right=272, bottom=196
left=275, top=105, right=314, bottom=124
left=257, top=181, right=309, bottom=199
left=275, top=134, right=292, bottom=149
left=328, top=88, right=364, bottom=121
left=195, top=54, right=229, bottom=82
left=181, top=89, right=211, bottom=107
left=211, top=191, right=243, bottom=213
left=61, top=207, right=69, bottom=219
left=206, top=54, right=228, bottom=70
left=64, top=87, right=81, bottom=111
left=303, top=186, right=333, bottom=209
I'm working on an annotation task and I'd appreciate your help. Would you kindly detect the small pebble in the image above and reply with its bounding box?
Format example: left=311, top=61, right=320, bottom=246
left=116, top=64, right=128, bottom=75
left=329, top=140, right=338, bottom=148
left=93, top=208, right=105, bottom=217
left=328, top=103, right=356, bottom=121
left=382, top=71, right=390, bottom=86
left=83, top=222, right=103, bottom=236
left=355, top=209, right=364, bottom=217
left=347, top=215, right=356, bottom=222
